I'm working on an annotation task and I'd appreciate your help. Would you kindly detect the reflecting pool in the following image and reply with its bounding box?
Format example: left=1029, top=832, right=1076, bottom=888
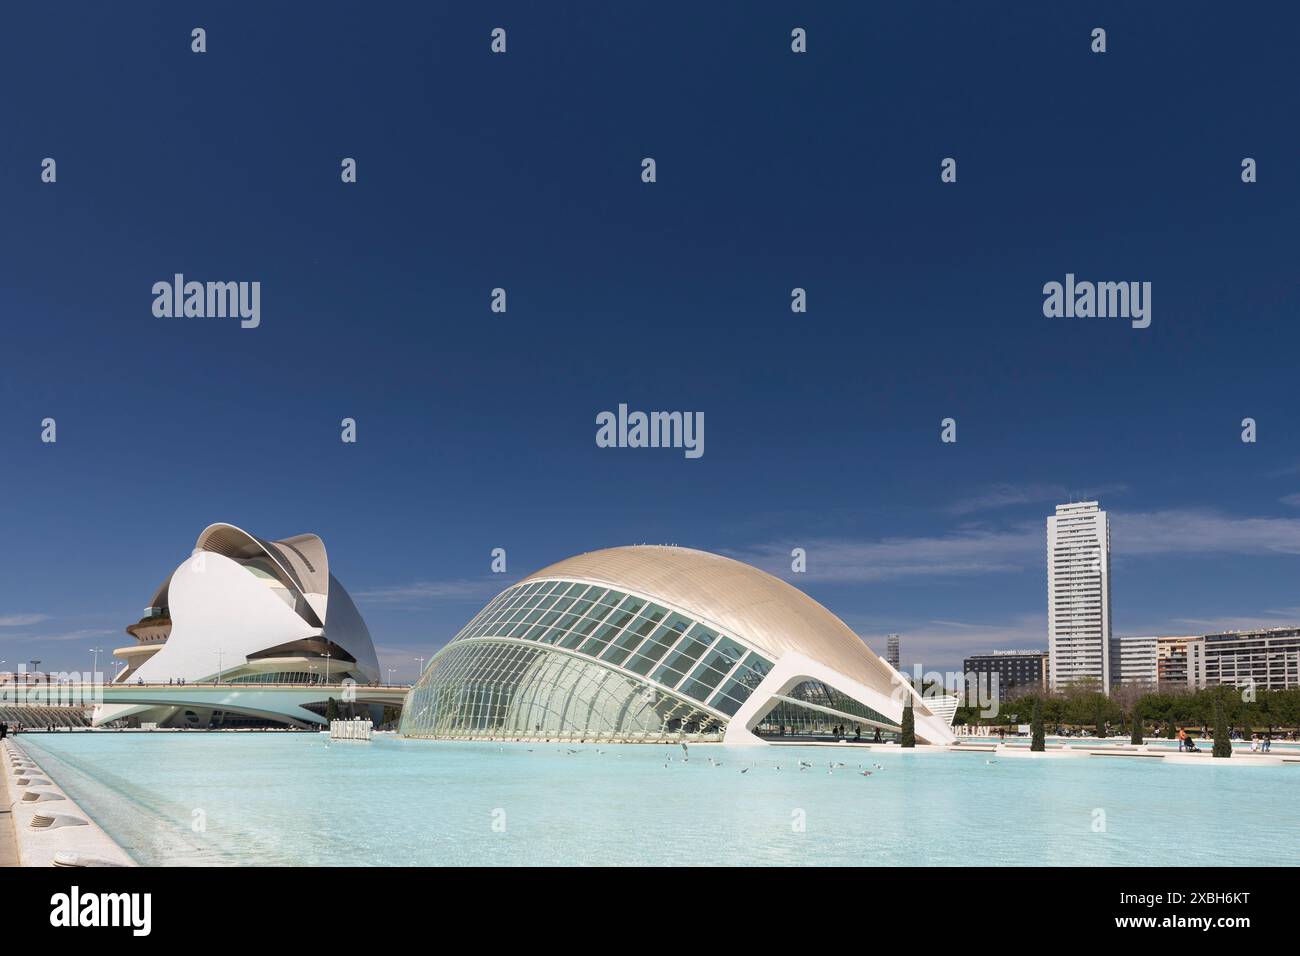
left=19, top=733, right=1299, bottom=866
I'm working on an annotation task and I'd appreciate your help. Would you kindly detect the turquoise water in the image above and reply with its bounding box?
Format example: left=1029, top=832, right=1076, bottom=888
left=965, top=736, right=1300, bottom=753
left=19, top=732, right=1300, bottom=866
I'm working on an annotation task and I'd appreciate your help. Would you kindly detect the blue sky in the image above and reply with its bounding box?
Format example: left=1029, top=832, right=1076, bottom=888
left=3, top=2, right=1299, bottom=681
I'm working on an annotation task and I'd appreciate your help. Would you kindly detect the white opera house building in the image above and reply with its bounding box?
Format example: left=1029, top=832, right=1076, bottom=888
left=401, top=546, right=957, bottom=745
left=99, top=523, right=381, bottom=728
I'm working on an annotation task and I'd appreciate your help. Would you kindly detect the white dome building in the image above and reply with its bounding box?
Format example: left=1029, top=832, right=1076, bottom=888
left=100, top=523, right=380, bottom=728
left=401, top=546, right=956, bottom=745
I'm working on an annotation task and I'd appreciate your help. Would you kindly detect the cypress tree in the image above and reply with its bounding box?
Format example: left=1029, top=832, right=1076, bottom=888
left=325, top=697, right=339, bottom=722
left=900, top=700, right=916, bottom=748
left=1164, top=719, right=1176, bottom=739
left=1094, top=700, right=1107, bottom=738
left=1030, top=697, right=1045, bottom=752
left=1130, top=711, right=1143, bottom=745
left=1213, top=698, right=1232, bottom=759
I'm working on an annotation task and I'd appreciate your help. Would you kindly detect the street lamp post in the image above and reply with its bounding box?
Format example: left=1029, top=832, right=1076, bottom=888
left=414, top=656, right=426, bottom=678
left=215, top=649, right=224, bottom=684
left=324, top=650, right=332, bottom=684
left=90, top=647, right=104, bottom=683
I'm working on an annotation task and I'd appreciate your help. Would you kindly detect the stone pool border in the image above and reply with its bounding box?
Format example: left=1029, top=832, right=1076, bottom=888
left=2, top=739, right=135, bottom=867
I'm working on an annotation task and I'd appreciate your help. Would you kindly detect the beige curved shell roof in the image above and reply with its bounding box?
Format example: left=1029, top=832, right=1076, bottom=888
left=522, top=545, right=893, bottom=693
left=195, top=523, right=329, bottom=598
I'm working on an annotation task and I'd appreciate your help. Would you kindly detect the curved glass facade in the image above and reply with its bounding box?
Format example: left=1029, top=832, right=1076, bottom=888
left=400, top=579, right=774, bottom=740
left=753, top=680, right=898, bottom=739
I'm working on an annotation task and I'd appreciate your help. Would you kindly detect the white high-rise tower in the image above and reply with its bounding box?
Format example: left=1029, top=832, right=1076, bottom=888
left=1046, top=501, right=1112, bottom=693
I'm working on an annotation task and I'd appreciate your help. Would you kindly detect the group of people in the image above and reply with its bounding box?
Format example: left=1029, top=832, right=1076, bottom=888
left=1175, top=727, right=1199, bottom=751
left=1250, top=734, right=1273, bottom=753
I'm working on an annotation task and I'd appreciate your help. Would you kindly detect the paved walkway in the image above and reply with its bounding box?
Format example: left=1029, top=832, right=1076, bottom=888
left=0, top=744, right=18, bottom=866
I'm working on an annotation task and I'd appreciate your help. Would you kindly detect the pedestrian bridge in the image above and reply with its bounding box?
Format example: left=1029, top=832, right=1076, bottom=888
left=0, top=682, right=410, bottom=728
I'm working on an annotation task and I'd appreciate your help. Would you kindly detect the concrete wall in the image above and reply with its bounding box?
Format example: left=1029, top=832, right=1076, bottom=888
left=2, top=740, right=134, bottom=867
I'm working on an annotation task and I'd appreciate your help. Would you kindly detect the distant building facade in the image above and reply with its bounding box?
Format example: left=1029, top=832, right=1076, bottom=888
left=886, top=634, right=900, bottom=670
left=1156, top=636, right=1199, bottom=686
left=1110, top=635, right=1158, bottom=687
left=963, top=650, right=1049, bottom=701
left=1194, top=629, right=1300, bottom=691
left=1047, top=502, right=1113, bottom=692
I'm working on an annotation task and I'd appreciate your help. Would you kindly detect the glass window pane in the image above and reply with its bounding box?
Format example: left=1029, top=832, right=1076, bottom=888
left=599, top=605, right=667, bottom=665
left=690, top=637, right=745, bottom=680
left=736, top=652, right=773, bottom=683
left=624, top=652, right=658, bottom=676
left=636, top=614, right=693, bottom=663
left=558, top=614, right=602, bottom=649
left=679, top=673, right=723, bottom=702
left=710, top=693, right=744, bottom=717
left=652, top=629, right=715, bottom=688
left=580, top=616, right=630, bottom=657
left=538, top=626, right=567, bottom=645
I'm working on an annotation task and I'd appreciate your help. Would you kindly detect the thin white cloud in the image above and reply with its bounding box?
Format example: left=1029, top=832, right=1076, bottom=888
left=0, top=614, right=50, bottom=627
left=1122, top=607, right=1300, bottom=636
left=1280, top=493, right=1300, bottom=508
left=1116, top=509, right=1300, bottom=556
left=353, top=578, right=506, bottom=608
left=945, top=482, right=1129, bottom=515
left=730, top=507, right=1300, bottom=584
left=843, top=613, right=1048, bottom=673
left=10, top=627, right=118, bottom=644
left=726, top=525, right=1040, bottom=583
